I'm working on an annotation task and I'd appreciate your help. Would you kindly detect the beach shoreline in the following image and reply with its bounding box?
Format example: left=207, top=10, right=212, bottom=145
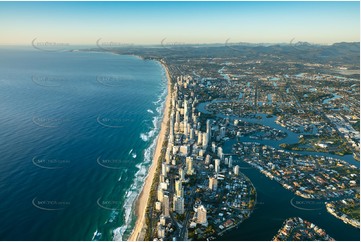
left=128, top=60, right=171, bottom=241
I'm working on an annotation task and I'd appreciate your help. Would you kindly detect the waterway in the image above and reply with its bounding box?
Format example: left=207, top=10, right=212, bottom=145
left=196, top=101, right=360, bottom=240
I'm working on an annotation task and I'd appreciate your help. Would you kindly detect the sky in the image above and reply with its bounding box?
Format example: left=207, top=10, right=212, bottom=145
left=0, top=1, right=359, bottom=46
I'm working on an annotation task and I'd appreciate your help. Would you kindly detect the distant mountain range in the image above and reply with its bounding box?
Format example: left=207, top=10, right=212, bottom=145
left=83, top=42, right=360, bottom=67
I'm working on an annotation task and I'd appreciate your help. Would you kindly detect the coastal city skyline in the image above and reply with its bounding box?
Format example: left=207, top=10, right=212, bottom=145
left=0, top=1, right=360, bottom=45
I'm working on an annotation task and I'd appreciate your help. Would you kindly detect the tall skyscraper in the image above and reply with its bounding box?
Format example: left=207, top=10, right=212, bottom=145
left=197, top=131, right=203, bottom=145
left=197, top=205, right=208, bottom=225
left=179, top=167, right=185, bottom=181
left=184, top=122, right=188, bottom=137
left=176, top=111, right=180, bottom=124
left=209, top=176, right=218, bottom=191
left=173, top=195, right=185, bottom=214
left=206, top=119, right=212, bottom=139
left=202, top=132, right=208, bottom=149
left=234, top=165, right=240, bottom=175
left=186, top=156, right=193, bottom=175
left=217, top=147, right=224, bottom=160
left=205, top=154, right=211, bottom=165
left=214, top=159, right=220, bottom=173
left=157, top=187, right=164, bottom=202
left=220, top=126, right=226, bottom=138
left=184, top=99, right=188, bottom=120
left=162, top=162, right=167, bottom=177
left=163, top=194, right=170, bottom=217
left=228, top=156, right=233, bottom=168
left=175, top=179, right=183, bottom=197
left=157, top=224, right=165, bottom=238
left=211, top=142, right=217, bottom=153
left=189, top=128, right=194, bottom=140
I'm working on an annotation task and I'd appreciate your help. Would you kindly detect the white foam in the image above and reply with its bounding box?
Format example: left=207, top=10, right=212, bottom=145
left=140, top=133, right=148, bottom=142
left=112, top=64, right=168, bottom=241
left=147, top=109, right=154, bottom=114
left=139, top=116, right=160, bottom=142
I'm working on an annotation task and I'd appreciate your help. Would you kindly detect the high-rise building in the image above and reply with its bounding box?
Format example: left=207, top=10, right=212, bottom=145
left=157, top=187, right=164, bottom=202
left=234, top=165, right=240, bottom=175
left=205, top=154, right=211, bottom=165
left=217, top=147, right=224, bottom=160
left=211, top=142, right=217, bottom=153
left=228, top=156, right=233, bottom=168
left=197, top=131, right=203, bottom=145
left=214, top=159, right=220, bottom=173
left=162, top=162, right=167, bottom=177
left=179, top=145, right=190, bottom=156
left=189, top=128, right=194, bottom=140
left=197, top=205, right=208, bottom=225
left=209, top=176, right=218, bottom=191
left=184, top=122, right=188, bottom=137
left=155, top=201, right=162, bottom=211
left=220, top=126, right=226, bottom=138
left=179, top=167, right=185, bottom=181
left=184, top=100, right=188, bottom=120
left=163, top=194, right=170, bottom=217
left=206, top=119, right=212, bottom=139
left=176, top=111, right=180, bottom=124
left=175, top=179, right=183, bottom=197
left=173, top=195, right=184, bottom=214
left=165, top=148, right=171, bottom=163
left=186, top=156, right=193, bottom=175
left=160, top=215, right=166, bottom=226
left=159, top=174, right=165, bottom=183
left=202, top=132, right=208, bottom=149
left=157, top=224, right=165, bottom=238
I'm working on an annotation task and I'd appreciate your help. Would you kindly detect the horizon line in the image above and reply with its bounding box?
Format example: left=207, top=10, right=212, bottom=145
left=0, top=40, right=360, bottom=47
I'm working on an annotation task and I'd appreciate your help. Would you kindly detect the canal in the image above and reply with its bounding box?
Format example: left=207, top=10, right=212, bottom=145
left=196, top=102, right=360, bottom=240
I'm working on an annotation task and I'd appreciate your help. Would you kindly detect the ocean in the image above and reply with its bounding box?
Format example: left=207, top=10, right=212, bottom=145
left=0, top=48, right=167, bottom=240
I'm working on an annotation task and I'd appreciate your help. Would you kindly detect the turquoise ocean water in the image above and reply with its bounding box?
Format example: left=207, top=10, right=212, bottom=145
left=0, top=48, right=167, bottom=240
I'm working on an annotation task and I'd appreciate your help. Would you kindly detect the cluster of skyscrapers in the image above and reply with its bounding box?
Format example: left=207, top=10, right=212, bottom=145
left=155, top=75, right=240, bottom=239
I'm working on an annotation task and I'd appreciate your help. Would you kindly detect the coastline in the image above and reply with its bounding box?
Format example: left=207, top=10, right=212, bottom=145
left=128, top=60, right=171, bottom=241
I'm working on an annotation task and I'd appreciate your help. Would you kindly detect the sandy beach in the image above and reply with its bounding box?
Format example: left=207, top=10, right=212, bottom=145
left=128, top=61, right=171, bottom=241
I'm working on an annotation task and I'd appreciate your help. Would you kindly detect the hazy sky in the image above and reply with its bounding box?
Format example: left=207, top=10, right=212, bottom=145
left=0, top=1, right=359, bottom=46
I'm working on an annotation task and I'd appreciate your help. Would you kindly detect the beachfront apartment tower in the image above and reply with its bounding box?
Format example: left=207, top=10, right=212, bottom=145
left=163, top=194, right=170, bottom=217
